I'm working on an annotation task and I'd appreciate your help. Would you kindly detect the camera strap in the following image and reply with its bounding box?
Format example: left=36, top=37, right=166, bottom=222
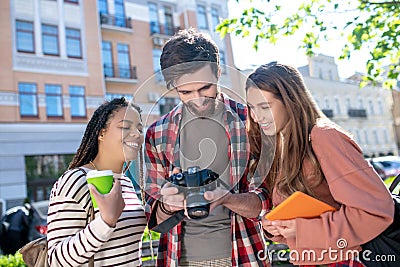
left=152, top=208, right=186, bottom=234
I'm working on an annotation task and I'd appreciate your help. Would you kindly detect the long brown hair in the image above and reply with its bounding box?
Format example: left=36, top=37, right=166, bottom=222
left=246, top=62, right=325, bottom=197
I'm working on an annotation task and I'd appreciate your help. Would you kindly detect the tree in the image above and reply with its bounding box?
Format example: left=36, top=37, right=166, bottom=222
left=217, top=0, right=400, bottom=89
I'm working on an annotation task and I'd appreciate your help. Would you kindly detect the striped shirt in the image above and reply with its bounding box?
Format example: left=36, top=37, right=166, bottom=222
left=47, top=167, right=147, bottom=267
left=144, top=93, right=271, bottom=267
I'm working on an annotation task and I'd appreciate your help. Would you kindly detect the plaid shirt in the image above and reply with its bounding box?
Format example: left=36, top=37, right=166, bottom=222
left=144, top=93, right=271, bottom=267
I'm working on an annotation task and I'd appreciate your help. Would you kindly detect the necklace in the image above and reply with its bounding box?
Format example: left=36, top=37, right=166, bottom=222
left=89, top=160, right=98, bottom=170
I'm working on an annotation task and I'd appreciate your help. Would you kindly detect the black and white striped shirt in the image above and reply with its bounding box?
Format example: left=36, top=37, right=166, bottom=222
left=47, top=167, right=146, bottom=266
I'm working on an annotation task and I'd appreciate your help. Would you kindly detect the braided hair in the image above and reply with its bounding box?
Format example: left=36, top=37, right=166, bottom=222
left=69, top=97, right=142, bottom=170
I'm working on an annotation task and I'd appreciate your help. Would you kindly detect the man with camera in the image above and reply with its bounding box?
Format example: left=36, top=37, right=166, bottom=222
left=144, top=29, right=270, bottom=267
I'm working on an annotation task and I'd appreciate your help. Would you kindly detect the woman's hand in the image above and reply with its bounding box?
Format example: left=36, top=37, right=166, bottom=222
left=262, top=218, right=297, bottom=239
left=88, top=177, right=125, bottom=227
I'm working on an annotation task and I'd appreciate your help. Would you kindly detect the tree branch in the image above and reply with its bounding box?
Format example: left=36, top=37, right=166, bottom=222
left=361, top=0, right=400, bottom=5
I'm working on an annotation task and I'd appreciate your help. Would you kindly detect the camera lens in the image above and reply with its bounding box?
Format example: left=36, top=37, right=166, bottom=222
left=175, top=173, right=184, bottom=180
left=188, top=207, right=209, bottom=219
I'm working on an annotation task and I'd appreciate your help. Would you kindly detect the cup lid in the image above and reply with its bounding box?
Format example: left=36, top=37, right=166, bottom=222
left=86, top=169, right=113, bottom=179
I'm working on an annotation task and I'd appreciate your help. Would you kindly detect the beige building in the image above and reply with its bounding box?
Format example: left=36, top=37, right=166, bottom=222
left=0, top=0, right=237, bottom=209
left=298, top=54, right=398, bottom=157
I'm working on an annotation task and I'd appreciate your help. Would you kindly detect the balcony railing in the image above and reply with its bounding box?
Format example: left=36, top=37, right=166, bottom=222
left=321, top=109, right=334, bottom=118
left=104, top=64, right=137, bottom=80
left=348, top=108, right=367, bottom=118
left=100, top=14, right=132, bottom=29
left=150, top=21, right=178, bottom=36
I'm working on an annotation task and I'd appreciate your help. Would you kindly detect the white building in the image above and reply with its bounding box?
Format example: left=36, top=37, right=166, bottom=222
left=299, top=54, right=397, bottom=157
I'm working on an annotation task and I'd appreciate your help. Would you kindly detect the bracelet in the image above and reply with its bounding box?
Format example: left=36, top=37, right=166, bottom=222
left=159, top=200, right=176, bottom=216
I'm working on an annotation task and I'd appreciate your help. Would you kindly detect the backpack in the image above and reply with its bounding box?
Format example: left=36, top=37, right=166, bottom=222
left=360, top=175, right=400, bottom=266
left=19, top=168, right=95, bottom=267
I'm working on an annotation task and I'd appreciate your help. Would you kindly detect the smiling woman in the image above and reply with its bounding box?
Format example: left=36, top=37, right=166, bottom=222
left=46, top=97, right=147, bottom=267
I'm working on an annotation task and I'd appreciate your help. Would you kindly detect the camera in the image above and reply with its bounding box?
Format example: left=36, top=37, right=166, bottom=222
left=166, top=166, right=219, bottom=219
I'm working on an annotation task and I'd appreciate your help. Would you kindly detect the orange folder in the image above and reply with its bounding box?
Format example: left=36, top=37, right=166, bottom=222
left=265, top=191, right=337, bottom=220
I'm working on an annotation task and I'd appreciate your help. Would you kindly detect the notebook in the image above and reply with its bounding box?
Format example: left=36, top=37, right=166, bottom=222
left=265, top=191, right=337, bottom=220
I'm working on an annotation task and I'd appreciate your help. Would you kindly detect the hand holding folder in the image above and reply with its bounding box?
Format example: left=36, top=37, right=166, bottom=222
left=265, top=191, right=337, bottom=220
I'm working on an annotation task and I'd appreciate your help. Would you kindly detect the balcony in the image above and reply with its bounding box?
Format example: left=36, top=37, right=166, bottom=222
left=104, top=64, right=137, bottom=83
left=100, top=14, right=132, bottom=29
left=348, top=108, right=367, bottom=118
left=321, top=109, right=334, bottom=118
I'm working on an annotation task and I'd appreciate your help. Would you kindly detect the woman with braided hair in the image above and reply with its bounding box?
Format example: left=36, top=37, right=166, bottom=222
left=47, top=97, right=147, bottom=266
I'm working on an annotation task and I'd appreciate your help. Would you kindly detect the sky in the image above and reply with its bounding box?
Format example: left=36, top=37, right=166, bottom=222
left=226, top=0, right=371, bottom=79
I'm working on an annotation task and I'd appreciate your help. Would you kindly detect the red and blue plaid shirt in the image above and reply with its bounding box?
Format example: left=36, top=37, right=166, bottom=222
left=144, top=93, right=271, bottom=267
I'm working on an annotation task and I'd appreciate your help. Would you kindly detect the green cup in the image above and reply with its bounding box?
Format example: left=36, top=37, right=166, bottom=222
left=86, top=170, right=114, bottom=208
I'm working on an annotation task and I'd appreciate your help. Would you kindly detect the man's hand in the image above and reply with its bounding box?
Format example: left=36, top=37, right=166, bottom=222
left=160, top=183, right=185, bottom=212
left=203, top=187, right=231, bottom=212
left=156, top=168, right=185, bottom=222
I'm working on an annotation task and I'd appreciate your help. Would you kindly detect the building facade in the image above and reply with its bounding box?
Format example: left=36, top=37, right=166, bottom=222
left=0, top=0, right=237, bottom=210
left=298, top=54, right=398, bottom=157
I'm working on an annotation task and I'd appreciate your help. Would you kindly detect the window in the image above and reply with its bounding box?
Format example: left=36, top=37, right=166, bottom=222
left=98, top=0, right=108, bottom=14
left=153, top=49, right=162, bottom=81
left=334, top=98, right=340, bottom=115
left=42, top=24, right=59, bottom=56
left=19, top=83, right=38, bottom=117
left=377, top=100, right=383, bottom=114
left=66, top=28, right=82, bottom=58
left=65, top=0, right=79, bottom=3
left=16, top=20, right=34, bottom=53
left=345, top=98, right=351, bottom=109
left=197, top=5, right=208, bottom=30
left=45, top=84, right=63, bottom=117
left=69, top=86, right=86, bottom=117
left=373, top=130, right=379, bottom=145
left=355, top=129, right=362, bottom=144
left=164, top=6, right=174, bottom=35
left=106, top=93, right=133, bottom=101
left=149, top=2, right=160, bottom=34
left=364, top=130, right=369, bottom=145
left=324, top=98, right=330, bottom=109
left=117, top=43, right=131, bottom=78
left=211, top=7, right=219, bottom=30
left=358, top=98, right=364, bottom=109
left=220, top=51, right=226, bottom=73
left=102, top=41, right=113, bottom=77
left=159, top=97, right=178, bottom=115
left=384, top=130, right=389, bottom=144
left=114, top=0, right=126, bottom=27
left=368, top=99, right=375, bottom=115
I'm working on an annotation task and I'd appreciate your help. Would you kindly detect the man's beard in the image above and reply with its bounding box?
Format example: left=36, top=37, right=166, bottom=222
left=185, top=97, right=218, bottom=117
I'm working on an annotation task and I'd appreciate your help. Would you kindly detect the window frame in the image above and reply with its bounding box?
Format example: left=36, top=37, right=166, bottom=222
left=196, top=5, right=208, bottom=30
left=69, top=86, right=86, bottom=118
left=19, top=82, right=38, bottom=118
left=102, top=41, right=114, bottom=77
left=211, top=7, right=220, bottom=30
left=64, top=0, right=79, bottom=4
left=42, top=24, right=60, bottom=56
left=66, top=27, right=82, bottom=59
left=16, top=20, right=35, bottom=53
left=117, top=43, right=131, bottom=79
left=45, top=84, right=63, bottom=118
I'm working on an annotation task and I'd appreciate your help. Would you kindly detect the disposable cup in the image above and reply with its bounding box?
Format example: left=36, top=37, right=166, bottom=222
left=86, top=170, right=114, bottom=208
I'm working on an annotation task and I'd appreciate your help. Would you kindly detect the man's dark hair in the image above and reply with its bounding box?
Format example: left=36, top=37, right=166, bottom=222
left=160, top=28, right=220, bottom=89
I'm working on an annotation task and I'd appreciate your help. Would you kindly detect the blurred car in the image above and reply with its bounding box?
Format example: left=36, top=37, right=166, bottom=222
left=1, top=200, right=48, bottom=242
left=29, top=200, right=49, bottom=240
left=368, top=156, right=400, bottom=180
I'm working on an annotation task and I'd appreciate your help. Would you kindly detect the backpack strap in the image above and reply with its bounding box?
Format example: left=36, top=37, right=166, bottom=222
left=389, top=174, right=400, bottom=194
